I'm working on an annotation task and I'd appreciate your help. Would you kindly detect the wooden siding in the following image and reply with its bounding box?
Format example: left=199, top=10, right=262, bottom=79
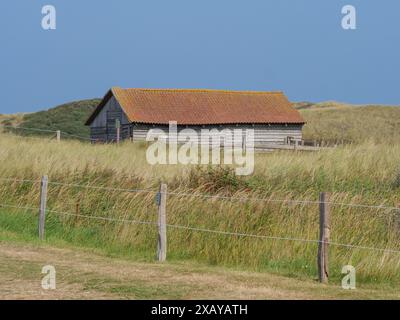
left=90, top=96, right=130, bottom=142
left=92, top=122, right=302, bottom=145
left=131, top=124, right=303, bottom=147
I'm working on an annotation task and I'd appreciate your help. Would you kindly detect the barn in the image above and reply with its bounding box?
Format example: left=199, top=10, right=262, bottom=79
left=85, top=87, right=305, bottom=146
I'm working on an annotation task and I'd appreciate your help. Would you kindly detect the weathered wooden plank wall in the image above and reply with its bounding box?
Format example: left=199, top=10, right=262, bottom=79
left=90, top=96, right=130, bottom=142
left=92, top=123, right=303, bottom=145
left=131, top=123, right=303, bottom=146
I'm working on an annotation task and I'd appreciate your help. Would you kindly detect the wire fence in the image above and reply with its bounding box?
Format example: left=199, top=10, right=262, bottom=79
left=2, top=126, right=399, bottom=284
left=0, top=175, right=399, bottom=240
left=0, top=125, right=92, bottom=142
left=0, top=176, right=398, bottom=213
left=167, top=191, right=400, bottom=213
left=1, top=199, right=399, bottom=255
left=0, top=172, right=400, bottom=288
left=0, top=177, right=400, bottom=211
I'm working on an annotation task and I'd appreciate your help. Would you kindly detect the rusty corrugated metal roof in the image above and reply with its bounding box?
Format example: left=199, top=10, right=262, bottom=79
left=85, top=87, right=305, bottom=125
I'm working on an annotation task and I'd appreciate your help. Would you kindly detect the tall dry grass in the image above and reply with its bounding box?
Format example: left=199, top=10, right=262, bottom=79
left=0, top=132, right=400, bottom=284
left=300, top=105, right=400, bottom=144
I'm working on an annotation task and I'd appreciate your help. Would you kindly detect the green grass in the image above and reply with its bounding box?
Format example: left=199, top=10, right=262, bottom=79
left=0, top=208, right=157, bottom=262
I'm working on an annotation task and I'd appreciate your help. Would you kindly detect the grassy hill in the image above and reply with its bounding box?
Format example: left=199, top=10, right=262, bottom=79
left=294, top=101, right=400, bottom=145
left=0, top=99, right=100, bottom=139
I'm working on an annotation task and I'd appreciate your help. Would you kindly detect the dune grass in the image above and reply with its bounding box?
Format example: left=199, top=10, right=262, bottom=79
left=299, top=104, right=400, bottom=145
left=0, top=132, right=400, bottom=287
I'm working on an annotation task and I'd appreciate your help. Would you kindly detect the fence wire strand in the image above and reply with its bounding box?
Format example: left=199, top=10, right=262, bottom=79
left=0, top=176, right=398, bottom=212
left=47, top=181, right=157, bottom=194
left=0, top=125, right=93, bottom=141
left=0, top=125, right=59, bottom=134
left=47, top=208, right=157, bottom=226
left=1, top=201, right=400, bottom=254
left=0, top=178, right=40, bottom=184
left=0, top=177, right=157, bottom=194
left=167, top=191, right=400, bottom=212
left=0, top=203, right=38, bottom=212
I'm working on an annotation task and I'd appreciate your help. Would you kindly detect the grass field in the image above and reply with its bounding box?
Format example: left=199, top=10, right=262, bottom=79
left=0, top=99, right=99, bottom=139
left=0, top=131, right=399, bottom=291
left=0, top=101, right=400, bottom=298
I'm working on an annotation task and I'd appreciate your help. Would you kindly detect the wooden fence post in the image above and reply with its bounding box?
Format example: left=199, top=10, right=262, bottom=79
left=157, top=183, right=167, bottom=261
left=38, top=175, right=48, bottom=240
left=115, top=119, right=120, bottom=144
left=56, top=130, right=61, bottom=142
left=318, top=192, right=330, bottom=283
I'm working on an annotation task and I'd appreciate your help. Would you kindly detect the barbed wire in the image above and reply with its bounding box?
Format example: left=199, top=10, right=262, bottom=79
left=0, top=203, right=38, bottom=211
left=0, top=177, right=157, bottom=194
left=1, top=129, right=61, bottom=143
left=47, top=208, right=157, bottom=226
left=0, top=178, right=40, bottom=184
left=0, top=125, right=58, bottom=134
left=165, top=223, right=400, bottom=254
left=1, top=201, right=400, bottom=254
left=0, top=175, right=398, bottom=212
left=47, top=181, right=157, bottom=194
left=167, top=191, right=400, bottom=212
left=59, top=131, right=93, bottom=141
left=0, top=125, right=92, bottom=141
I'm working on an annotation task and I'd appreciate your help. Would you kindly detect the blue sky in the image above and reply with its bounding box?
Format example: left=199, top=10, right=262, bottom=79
left=0, top=0, right=399, bottom=113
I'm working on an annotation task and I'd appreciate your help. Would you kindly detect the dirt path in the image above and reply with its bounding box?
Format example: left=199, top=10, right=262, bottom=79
left=0, top=241, right=398, bottom=300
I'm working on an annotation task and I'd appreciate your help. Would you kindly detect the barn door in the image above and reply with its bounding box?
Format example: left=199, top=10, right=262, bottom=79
left=106, top=110, right=122, bottom=141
